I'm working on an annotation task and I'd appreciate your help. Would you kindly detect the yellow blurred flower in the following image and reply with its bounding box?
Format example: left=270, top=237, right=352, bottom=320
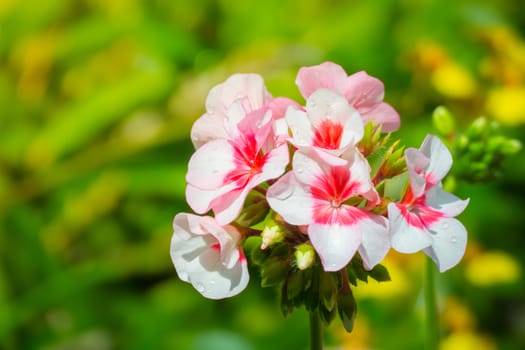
left=441, top=297, right=476, bottom=332
left=431, top=62, right=477, bottom=99
left=486, top=86, right=525, bottom=125
left=439, top=331, right=496, bottom=350
left=330, top=316, right=371, bottom=350
left=465, top=250, right=521, bottom=286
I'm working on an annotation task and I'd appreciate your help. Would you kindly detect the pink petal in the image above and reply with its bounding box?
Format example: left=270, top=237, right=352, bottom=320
left=296, top=62, right=349, bottom=98
left=268, top=97, right=301, bottom=119
left=388, top=203, right=433, bottom=253
left=267, top=172, right=313, bottom=225
left=419, top=135, right=452, bottom=185
left=358, top=215, right=390, bottom=270
left=425, top=186, right=469, bottom=217
left=308, top=222, right=362, bottom=271
left=360, top=102, right=400, bottom=132
left=424, top=218, right=467, bottom=272
left=206, top=73, right=269, bottom=114
left=344, top=71, right=384, bottom=112
left=186, top=139, right=236, bottom=190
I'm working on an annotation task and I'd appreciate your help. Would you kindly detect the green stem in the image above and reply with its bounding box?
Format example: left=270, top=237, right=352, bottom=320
left=309, top=310, right=323, bottom=350
left=424, top=257, right=438, bottom=350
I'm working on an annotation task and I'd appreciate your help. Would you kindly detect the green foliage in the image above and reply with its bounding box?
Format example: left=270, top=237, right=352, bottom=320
left=1, top=0, right=524, bottom=349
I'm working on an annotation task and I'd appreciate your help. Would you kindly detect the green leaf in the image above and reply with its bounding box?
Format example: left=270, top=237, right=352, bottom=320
left=337, top=288, right=357, bottom=333
left=368, top=264, right=391, bottom=282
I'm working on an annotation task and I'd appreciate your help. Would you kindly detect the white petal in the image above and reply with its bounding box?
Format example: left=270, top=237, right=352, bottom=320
left=388, top=203, right=432, bottom=253
left=419, top=135, right=452, bottom=184
left=267, top=172, right=313, bottom=225
left=190, top=112, right=228, bottom=149
left=186, top=139, right=236, bottom=190
left=358, top=215, right=390, bottom=270
left=425, top=186, right=469, bottom=217
left=292, top=151, right=327, bottom=186
left=185, top=183, right=236, bottom=215
left=259, top=144, right=290, bottom=182
left=212, top=187, right=249, bottom=225
left=192, top=247, right=249, bottom=299
left=405, top=148, right=429, bottom=198
left=307, top=89, right=353, bottom=125
left=424, top=218, right=467, bottom=272
left=285, top=106, right=314, bottom=147
left=309, top=222, right=361, bottom=271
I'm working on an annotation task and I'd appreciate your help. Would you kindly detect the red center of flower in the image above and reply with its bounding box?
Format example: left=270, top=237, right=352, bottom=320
left=312, top=119, right=344, bottom=150
left=310, top=166, right=366, bottom=225
left=225, top=133, right=266, bottom=187
left=399, top=187, right=444, bottom=229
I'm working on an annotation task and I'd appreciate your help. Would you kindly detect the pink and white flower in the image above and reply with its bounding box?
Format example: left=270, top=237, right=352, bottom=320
left=388, top=135, right=469, bottom=272
left=296, top=62, right=400, bottom=132
left=286, top=89, right=364, bottom=156
left=170, top=213, right=249, bottom=299
left=186, top=100, right=289, bottom=225
left=267, top=150, right=389, bottom=271
left=191, top=73, right=297, bottom=149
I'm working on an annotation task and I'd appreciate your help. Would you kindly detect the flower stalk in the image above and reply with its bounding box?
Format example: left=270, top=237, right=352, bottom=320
left=425, top=256, right=438, bottom=350
left=309, top=310, right=323, bottom=350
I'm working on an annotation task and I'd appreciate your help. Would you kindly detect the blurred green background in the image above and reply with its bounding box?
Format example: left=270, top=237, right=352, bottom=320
left=1, top=0, right=524, bottom=349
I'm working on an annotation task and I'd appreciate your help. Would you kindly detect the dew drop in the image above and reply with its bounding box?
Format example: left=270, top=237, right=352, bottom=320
left=275, top=186, right=294, bottom=200
left=310, top=101, right=317, bottom=108
left=451, top=237, right=457, bottom=244
left=195, top=282, right=205, bottom=293
left=441, top=222, right=449, bottom=229
left=296, top=167, right=304, bottom=174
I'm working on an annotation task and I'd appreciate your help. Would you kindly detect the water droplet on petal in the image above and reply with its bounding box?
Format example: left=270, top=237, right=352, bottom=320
left=275, top=186, right=294, bottom=200
left=310, top=102, right=317, bottom=108
left=296, top=168, right=304, bottom=174
left=441, top=222, right=449, bottom=229
left=195, top=282, right=205, bottom=293
left=451, top=237, right=457, bottom=244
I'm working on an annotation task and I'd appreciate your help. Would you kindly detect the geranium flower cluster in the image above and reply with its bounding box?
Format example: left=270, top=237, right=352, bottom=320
left=170, top=62, right=469, bottom=302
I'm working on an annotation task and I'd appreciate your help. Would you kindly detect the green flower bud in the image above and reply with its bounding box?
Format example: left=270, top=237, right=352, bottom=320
left=500, top=139, right=522, bottom=155
left=261, top=221, right=285, bottom=249
left=295, top=243, right=315, bottom=270
left=432, top=106, right=456, bottom=137
left=467, top=117, right=489, bottom=139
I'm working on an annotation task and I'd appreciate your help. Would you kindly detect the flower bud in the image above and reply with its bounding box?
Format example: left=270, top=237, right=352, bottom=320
left=261, top=220, right=285, bottom=249
left=295, top=243, right=315, bottom=270
left=432, top=106, right=456, bottom=137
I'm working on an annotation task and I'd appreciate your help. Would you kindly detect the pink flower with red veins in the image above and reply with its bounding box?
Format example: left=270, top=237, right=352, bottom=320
left=191, top=73, right=298, bottom=149
left=186, top=101, right=289, bottom=225
left=286, top=89, right=364, bottom=157
left=267, top=150, right=390, bottom=272
left=388, top=135, right=469, bottom=272
left=296, top=62, right=400, bottom=132
left=170, top=213, right=249, bottom=299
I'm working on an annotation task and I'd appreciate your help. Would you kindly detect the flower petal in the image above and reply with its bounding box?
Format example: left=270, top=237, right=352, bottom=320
left=186, top=139, right=236, bottom=190
left=419, top=135, right=452, bottom=184
left=211, top=187, right=249, bottom=225
left=296, top=62, right=348, bottom=98
left=405, top=148, right=429, bottom=198
left=267, top=172, right=313, bottom=225
left=388, top=203, right=433, bottom=253
left=344, top=71, right=384, bottom=111
left=425, top=186, right=470, bottom=217
left=286, top=106, right=314, bottom=147
left=358, top=215, right=390, bottom=270
left=360, top=102, right=400, bottom=132
left=424, top=218, right=467, bottom=272
left=190, top=112, right=229, bottom=149
left=170, top=213, right=250, bottom=299
left=308, top=222, right=361, bottom=271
